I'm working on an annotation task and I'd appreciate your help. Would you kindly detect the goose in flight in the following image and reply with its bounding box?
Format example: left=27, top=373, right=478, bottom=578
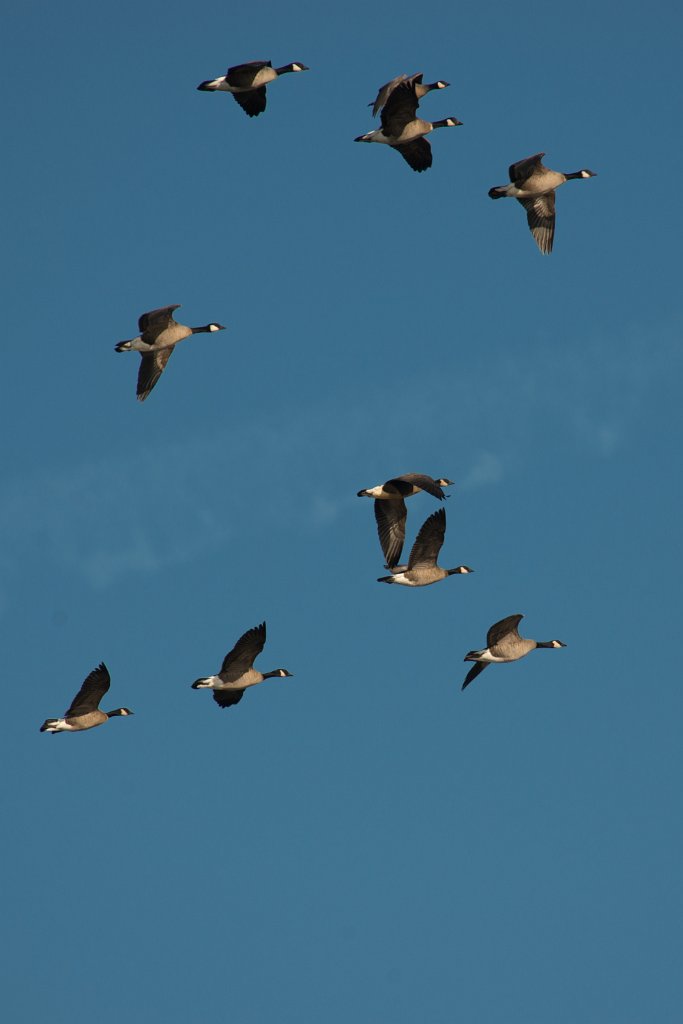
left=368, top=72, right=449, bottom=117
left=488, top=152, right=596, bottom=254
left=115, top=304, right=225, bottom=401
left=358, top=473, right=454, bottom=569
left=40, top=663, right=133, bottom=733
left=377, top=507, right=472, bottom=586
left=191, top=622, right=293, bottom=709
left=462, top=614, right=566, bottom=689
left=355, top=75, right=462, bottom=172
left=197, top=60, right=309, bottom=117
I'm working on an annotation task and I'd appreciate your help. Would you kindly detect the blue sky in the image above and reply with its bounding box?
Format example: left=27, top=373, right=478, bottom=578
left=3, top=0, right=683, bottom=1021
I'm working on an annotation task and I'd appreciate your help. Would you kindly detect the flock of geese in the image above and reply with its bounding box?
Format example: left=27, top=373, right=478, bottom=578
left=194, top=61, right=595, bottom=248
left=356, top=472, right=566, bottom=685
left=40, top=58, right=573, bottom=734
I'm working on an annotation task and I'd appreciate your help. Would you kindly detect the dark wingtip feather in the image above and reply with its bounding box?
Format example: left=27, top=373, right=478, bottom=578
left=461, top=661, right=487, bottom=690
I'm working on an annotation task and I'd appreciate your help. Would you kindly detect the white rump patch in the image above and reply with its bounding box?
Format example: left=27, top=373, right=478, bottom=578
left=389, top=573, right=414, bottom=586
left=478, top=651, right=507, bottom=664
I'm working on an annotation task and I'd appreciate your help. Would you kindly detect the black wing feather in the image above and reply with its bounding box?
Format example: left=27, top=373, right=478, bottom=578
left=213, top=688, right=246, bottom=709
left=226, top=61, right=271, bottom=85
left=462, top=661, right=488, bottom=690
left=374, top=499, right=407, bottom=568
left=232, top=87, right=267, bottom=117
left=393, top=138, right=432, bottom=172
left=65, top=663, right=110, bottom=716
left=391, top=474, right=447, bottom=500
left=221, top=622, right=266, bottom=675
left=381, top=79, right=420, bottom=136
left=138, top=305, right=180, bottom=333
left=518, top=194, right=556, bottom=254
left=370, top=73, right=407, bottom=117
left=407, top=508, right=445, bottom=569
left=508, top=152, right=545, bottom=183
left=137, top=348, right=173, bottom=401
left=487, top=614, right=523, bottom=648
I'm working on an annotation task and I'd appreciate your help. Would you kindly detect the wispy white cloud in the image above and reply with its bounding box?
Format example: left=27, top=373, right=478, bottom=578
left=1, top=319, right=677, bottom=599
left=496, top=321, right=680, bottom=458
left=0, top=441, right=233, bottom=591
left=308, top=495, right=347, bottom=527
left=460, top=452, right=504, bottom=491
left=0, top=414, right=361, bottom=595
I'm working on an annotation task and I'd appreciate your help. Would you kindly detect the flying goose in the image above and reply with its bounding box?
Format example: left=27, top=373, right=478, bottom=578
left=369, top=72, right=449, bottom=117
left=355, top=76, right=462, bottom=172
left=377, top=507, right=473, bottom=586
left=462, top=614, right=567, bottom=690
left=115, top=305, right=225, bottom=401
left=358, top=473, right=454, bottom=569
left=40, top=663, right=133, bottom=733
left=197, top=60, right=309, bottom=117
left=488, top=152, right=596, bottom=254
left=191, top=622, right=293, bottom=709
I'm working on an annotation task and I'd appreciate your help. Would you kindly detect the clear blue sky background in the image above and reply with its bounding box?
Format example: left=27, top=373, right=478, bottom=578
left=2, top=1, right=682, bottom=1021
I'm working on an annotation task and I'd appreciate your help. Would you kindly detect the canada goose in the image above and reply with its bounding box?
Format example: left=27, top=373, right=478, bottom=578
left=115, top=305, right=225, bottom=401
left=355, top=76, right=462, bottom=172
left=191, top=622, right=293, bottom=709
left=197, top=60, right=309, bottom=117
left=377, top=507, right=472, bottom=586
left=369, top=72, right=449, bottom=117
left=40, top=663, right=133, bottom=733
left=358, top=473, right=454, bottom=568
left=488, top=152, right=596, bottom=254
left=462, top=614, right=567, bottom=690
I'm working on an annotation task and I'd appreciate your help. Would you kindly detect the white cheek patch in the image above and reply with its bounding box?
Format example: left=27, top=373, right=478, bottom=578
left=209, top=324, right=221, bottom=332
left=581, top=171, right=591, bottom=178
